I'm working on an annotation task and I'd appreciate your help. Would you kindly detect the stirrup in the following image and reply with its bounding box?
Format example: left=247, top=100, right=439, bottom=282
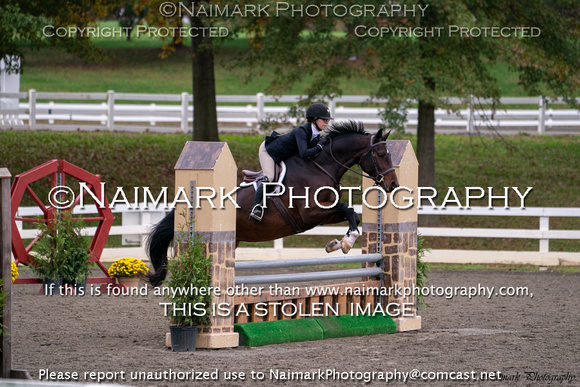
left=249, top=205, right=264, bottom=222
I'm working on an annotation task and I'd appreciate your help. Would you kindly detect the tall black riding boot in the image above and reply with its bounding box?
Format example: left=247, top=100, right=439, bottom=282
left=249, top=178, right=268, bottom=222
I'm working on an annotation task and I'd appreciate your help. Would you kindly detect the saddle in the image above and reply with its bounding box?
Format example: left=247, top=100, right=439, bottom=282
left=242, top=169, right=266, bottom=183
left=241, top=161, right=286, bottom=187
left=240, top=161, right=304, bottom=233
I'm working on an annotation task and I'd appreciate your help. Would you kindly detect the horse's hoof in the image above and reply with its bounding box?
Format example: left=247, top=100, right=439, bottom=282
left=341, top=240, right=352, bottom=254
left=325, top=239, right=341, bottom=253
left=340, top=230, right=360, bottom=254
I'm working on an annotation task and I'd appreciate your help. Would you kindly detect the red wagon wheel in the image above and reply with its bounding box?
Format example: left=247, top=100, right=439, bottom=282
left=11, top=160, right=115, bottom=280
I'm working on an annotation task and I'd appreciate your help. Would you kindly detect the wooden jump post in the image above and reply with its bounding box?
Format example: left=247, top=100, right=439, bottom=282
left=174, top=141, right=239, bottom=349
left=1, top=168, right=12, bottom=377
left=0, top=168, right=36, bottom=379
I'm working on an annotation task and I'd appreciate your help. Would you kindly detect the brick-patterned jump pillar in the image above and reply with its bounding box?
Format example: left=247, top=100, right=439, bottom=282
left=174, top=141, right=239, bottom=348
left=361, top=140, right=421, bottom=332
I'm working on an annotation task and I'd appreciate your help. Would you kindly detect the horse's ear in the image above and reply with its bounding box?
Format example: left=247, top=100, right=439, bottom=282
left=384, top=130, right=392, bottom=140
left=374, top=128, right=383, bottom=144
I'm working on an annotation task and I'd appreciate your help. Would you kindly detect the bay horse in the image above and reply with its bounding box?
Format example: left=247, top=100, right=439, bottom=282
left=147, top=121, right=399, bottom=286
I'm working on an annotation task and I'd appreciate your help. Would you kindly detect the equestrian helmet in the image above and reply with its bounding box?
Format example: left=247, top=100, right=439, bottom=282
left=306, top=103, right=334, bottom=121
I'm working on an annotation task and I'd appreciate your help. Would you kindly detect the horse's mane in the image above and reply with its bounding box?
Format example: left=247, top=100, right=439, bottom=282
left=323, top=120, right=368, bottom=139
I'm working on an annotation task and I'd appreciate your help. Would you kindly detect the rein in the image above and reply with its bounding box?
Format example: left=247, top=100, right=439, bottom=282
left=319, top=136, right=395, bottom=188
left=311, top=159, right=340, bottom=186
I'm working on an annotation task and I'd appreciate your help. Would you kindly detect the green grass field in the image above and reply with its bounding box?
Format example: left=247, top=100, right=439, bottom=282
left=19, top=29, right=529, bottom=97
left=20, top=34, right=374, bottom=95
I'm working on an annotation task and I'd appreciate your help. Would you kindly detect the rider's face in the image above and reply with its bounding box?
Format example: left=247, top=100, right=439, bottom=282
left=316, top=118, right=330, bottom=130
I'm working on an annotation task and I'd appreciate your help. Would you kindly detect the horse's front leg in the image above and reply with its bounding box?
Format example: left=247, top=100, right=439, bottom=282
left=324, top=203, right=361, bottom=254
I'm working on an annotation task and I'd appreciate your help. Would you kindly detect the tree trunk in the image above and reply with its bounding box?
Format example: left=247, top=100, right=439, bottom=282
left=417, top=0, right=437, bottom=193
left=417, top=99, right=435, bottom=190
left=191, top=14, right=219, bottom=141
left=417, top=97, right=438, bottom=226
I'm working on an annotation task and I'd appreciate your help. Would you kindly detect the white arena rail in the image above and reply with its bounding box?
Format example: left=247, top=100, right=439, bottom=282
left=288, top=205, right=580, bottom=253
left=1, top=91, right=579, bottom=134
left=14, top=204, right=168, bottom=245
left=13, top=204, right=580, bottom=266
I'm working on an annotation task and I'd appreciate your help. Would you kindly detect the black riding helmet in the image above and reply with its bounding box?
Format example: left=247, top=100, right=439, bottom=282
left=306, top=103, right=334, bottom=122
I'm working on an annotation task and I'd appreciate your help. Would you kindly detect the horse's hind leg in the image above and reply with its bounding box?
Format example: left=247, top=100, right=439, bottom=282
left=340, top=205, right=360, bottom=253
left=325, top=204, right=361, bottom=254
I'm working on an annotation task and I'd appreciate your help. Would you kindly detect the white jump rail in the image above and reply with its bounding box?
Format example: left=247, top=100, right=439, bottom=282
left=14, top=204, right=580, bottom=255
left=1, top=91, right=579, bottom=134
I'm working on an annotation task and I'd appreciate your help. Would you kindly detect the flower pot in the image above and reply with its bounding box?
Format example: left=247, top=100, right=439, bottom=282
left=42, top=278, right=63, bottom=296
left=169, top=326, right=198, bottom=352
left=117, top=276, right=141, bottom=289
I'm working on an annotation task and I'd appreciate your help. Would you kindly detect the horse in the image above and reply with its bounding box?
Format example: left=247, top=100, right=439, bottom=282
left=147, top=121, right=399, bottom=286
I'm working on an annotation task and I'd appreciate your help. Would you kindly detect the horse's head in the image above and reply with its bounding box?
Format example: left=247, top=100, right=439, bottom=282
left=358, top=129, right=399, bottom=193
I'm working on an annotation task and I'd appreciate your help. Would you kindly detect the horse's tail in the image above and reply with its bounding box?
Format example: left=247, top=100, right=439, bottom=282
left=146, top=209, right=175, bottom=287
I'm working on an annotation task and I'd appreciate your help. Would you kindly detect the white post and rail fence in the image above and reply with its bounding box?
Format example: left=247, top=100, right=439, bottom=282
left=1, top=90, right=579, bottom=135
left=13, top=204, right=580, bottom=267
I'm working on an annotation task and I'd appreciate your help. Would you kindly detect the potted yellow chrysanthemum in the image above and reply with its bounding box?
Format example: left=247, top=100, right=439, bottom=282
left=109, top=257, right=149, bottom=288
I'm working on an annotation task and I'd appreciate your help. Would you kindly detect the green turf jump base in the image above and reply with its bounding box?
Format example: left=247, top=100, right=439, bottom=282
left=316, top=314, right=397, bottom=339
left=235, top=318, right=324, bottom=347
left=234, top=314, right=397, bottom=347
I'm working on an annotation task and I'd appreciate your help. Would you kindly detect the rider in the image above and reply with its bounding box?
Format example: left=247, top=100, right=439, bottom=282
left=249, top=103, right=333, bottom=222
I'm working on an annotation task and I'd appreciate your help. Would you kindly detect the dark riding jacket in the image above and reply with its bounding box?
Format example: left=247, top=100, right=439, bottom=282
left=265, top=123, right=322, bottom=164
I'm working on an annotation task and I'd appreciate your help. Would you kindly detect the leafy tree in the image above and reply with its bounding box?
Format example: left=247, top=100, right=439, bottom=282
left=2, top=0, right=222, bottom=141
left=0, top=2, right=51, bottom=73
left=112, top=1, right=148, bottom=41
left=0, top=0, right=112, bottom=73
left=231, top=0, right=580, bottom=190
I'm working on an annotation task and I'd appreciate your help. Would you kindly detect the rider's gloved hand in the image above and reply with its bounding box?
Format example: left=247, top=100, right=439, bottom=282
left=318, top=136, right=329, bottom=148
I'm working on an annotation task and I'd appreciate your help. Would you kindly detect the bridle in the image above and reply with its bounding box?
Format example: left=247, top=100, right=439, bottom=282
left=311, top=135, right=396, bottom=190
left=360, top=136, right=396, bottom=185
